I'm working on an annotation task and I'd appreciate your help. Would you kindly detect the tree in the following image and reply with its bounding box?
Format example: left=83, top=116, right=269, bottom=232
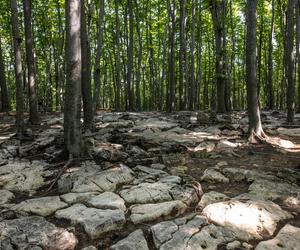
left=0, top=39, right=9, bottom=113
left=285, top=0, right=296, bottom=122
left=23, top=0, right=39, bottom=124
left=64, top=0, right=82, bottom=158
left=127, top=0, right=134, bottom=111
left=245, top=0, right=266, bottom=142
left=81, top=0, right=94, bottom=130
left=11, top=0, right=24, bottom=137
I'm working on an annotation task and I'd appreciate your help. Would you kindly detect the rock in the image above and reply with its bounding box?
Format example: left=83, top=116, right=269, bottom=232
left=86, top=192, right=126, bottom=210
left=203, top=199, right=292, bottom=241
left=197, top=112, right=210, bottom=124
left=242, top=242, right=253, bottom=249
left=13, top=196, right=68, bottom=216
left=82, top=246, right=98, bottom=250
left=72, top=164, right=135, bottom=193
left=0, top=216, right=77, bottom=250
left=60, top=192, right=99, bottom=204
left=93, top=144, right=128, bottom=162
left=151, top=163, right=166, bottom=170
left=0, top=189, right=15, bottom=204
left=55, top=204, right=125, bottom=239
left=255, top=224, right=300, bottom=250
left=110, top=229, right=149, bottom=250
left=134, top=118, right=178, bottom=131
left=222, top=167, right=248, bottom=181
left=134, top=165, right=168, bottom=178
left=194, top=141, right=216, bottom=152
left=198, top=191, right=230, bottom=210
left=277, top=127, right=300, bottom=138
left=119, top=182, right=173, bottom=204
left=201, top=168, right=230, bottom=183
left=151, top=221, right=179, bottom=247
left=217, top=140, right=239, bottom=149
left=226, top=240, right=241, bottom=249
left=0, top=160, right=48, bottom=194
left=130, top=200, right=187, bottom=224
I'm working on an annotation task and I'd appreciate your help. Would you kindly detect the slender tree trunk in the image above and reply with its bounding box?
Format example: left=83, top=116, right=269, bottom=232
left=297, top=2, right=300, bottom=113
left=286, top=0, right=296, bottom=122
left=0, top=39, right=10, bottom=113
left=189, top=0, right=196, bottom=110
left=166, top=0, right=176, bottom=112
left=229, top=0, right=236, bottom=109
left=11, top=0, right=24, bottom=136
left=196, top=0, right=202, bottom=110
left=93, top=0, right=104, bottom=113
left=23, top=0, right=39, bottom=124
left=64, top=0, right=82, bottom=158
left=114, top=0, right=121, bottom=111
left=246, top=0, right=266, bottom=142
left=127, top=0, right=134, bottom=111
left=81, top=0, right=94, bottom=130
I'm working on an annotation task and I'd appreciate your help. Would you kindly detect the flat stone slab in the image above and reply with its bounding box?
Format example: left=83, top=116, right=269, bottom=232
left=201, top=168, right=229, bottom=183
left=197, top=191, right=230, bottom=210
left=60, top=192, right=99, bottom=204
left=55, top=204, right=125, bottom=239
left=0, top=189, right=15, bottom=204
left=130, top=200, right=187, bottom=224
left=203, top=199, right=292, bottom=241
left=255, top=224, right=300, bottom=250
left=86, top=192, right=126, bottom=210
left=13, top=196, right=68, bottom=216
left=110, top=229, right=149, bottom=250
left=0, top=160, right=48, bottom=193
left=0, top=216, right=77, bottom=249
left=72, top=164, right=134, bottom=193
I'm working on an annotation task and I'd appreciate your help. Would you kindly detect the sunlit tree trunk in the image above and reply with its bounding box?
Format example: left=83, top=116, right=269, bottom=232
left=64, top=0, right=82, bottom=158
left=23, top=0, right=39, bottom=124
left=11, top=0, right=24, bottom=137
left=246, top=0, right=266, bottom=142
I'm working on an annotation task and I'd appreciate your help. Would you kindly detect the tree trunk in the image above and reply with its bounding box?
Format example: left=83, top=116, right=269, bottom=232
left=189, top=0, right=196, bottom=110
left=267, top=0, right=275, bottom=109
left=93, top=0, right=104, bottom=113
left=246, top=0, right=266, bottom=142
left=114, top=0, right=121, bottom=111
left=286, top=0, right=296, bottom=122
left=210, top=0, right=226, bottom=113
left=11, top=0, right=24, bottom=136
left=127, top=0, right=134, bottom=111
left=64, top=0, right=82, bottom=158
left=23, top=0, right=39, bottom=124
left=0, top=39, right=10, bottom=113
left=81, top=0, right=94, bottom=131
left=297, top=2, right=300, bottom=113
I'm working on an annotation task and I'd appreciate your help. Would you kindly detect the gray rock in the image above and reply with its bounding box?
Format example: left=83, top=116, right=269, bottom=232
left=151, top=163, right=167, bottom=170
left=110, top=229, right=149, bottom=250
left=134, top=165, right=168, bottom=177
left=81, top=246, right=98, bottom=250
left=13, top=196, right=68, bottom=216
left=255, top=224, right=300, bottom=250
left=119, top=182, right=173, bottom=204
left=226, top=240, right=241, bottom=250
left=60, top=192, right=99, bottom=204
left=55, top=204, right=125, bottom=239
left=86, top=192, right=126, bottom=210
left=130, top=200, right=187, bottom=224
left=0, top=190, right=15, bottom=204
left=72, top=164, right=135, bottom=193
left=198, top=191, right=230, bottom=210
left=0, top=216, right=77, bottom=250
left=201, top=168, right=230, bottom=183
left=0, top=160, right=48, bottom=194
left=203, top=199, right=292, bottom=241
left=151, top=221, right=179, bottom=247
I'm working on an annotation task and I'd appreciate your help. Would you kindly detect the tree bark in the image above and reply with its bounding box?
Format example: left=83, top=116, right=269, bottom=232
left=246, top=0, right=266, bottom=142
left=0, top=39, right=10, bottom=113
left=297, top=2, right=300, bottom=113
left=285, top=0, right=296, bottom=122
left=114, top=0, right=121, bottom=111
left=64, top=0, right=82, bottom=158
left=81, top=0, right=94, bottom=130
left=11, top=0, right=24, bottom=136
left=23, top=0, right=39, bottom=124
left=127, top=0, right=134, bottom=111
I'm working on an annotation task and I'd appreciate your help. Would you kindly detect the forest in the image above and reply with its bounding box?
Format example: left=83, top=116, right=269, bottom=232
left=0, top=0, right=300, bottom=250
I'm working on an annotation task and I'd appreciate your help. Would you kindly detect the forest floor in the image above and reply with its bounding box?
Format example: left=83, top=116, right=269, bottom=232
left=0, top=110, right=300, bottom=250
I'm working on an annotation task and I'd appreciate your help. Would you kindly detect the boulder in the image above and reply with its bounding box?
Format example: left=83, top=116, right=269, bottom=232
left=110, top=230, right=149, bottom=250
left=0, top=189, right=15, bottom=204
left=86, top=192, right=126, bottom=210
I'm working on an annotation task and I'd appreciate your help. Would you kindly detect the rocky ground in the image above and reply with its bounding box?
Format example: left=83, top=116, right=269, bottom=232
left=0, top=110, right=300, bottom=250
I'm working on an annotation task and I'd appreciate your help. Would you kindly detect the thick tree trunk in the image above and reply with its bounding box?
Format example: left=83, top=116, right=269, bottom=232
left=11, top=0, right=24, bottom=136
left=246, top=0, right=266, bottom=142
left=286, top=0, right=296, bottom=122
left=81, top=0, right=94, bottom=130
left=93, top=0, right=104, bottom=113
left=210, top=0, right=226, bottom=113
left=64, top=0, right=82, bottom=158
left=0, top=39, right=10, bottom=113
left=23, top=0, right=39, bottom=124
